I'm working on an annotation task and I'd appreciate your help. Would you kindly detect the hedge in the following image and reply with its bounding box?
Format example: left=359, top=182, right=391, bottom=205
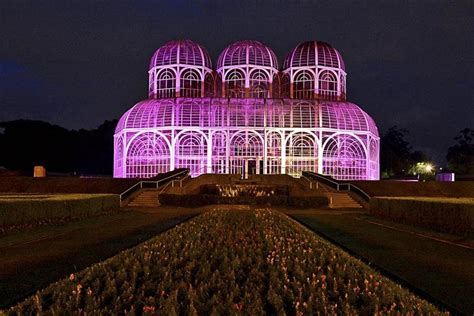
left=0, top=194, right=120, bottom=227
left=159, top=193, right=329, bottom=208
left=369, top=197, right=474, bottom=236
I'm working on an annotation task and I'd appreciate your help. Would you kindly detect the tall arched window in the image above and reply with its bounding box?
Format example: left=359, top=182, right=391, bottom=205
left=224, top=69, right=245, bottom=98
left=175, top=131, right=207, bottom=176
left=180, top=69, right=202, bottom=98
left=293, top=70, right=315, bottom=99
left=286, top=132, right=318, bottom=176
left=318, top=70, right=338, bottom=99
left=156, top=69, right=176, bottom=98
left=249, top=69, right=270, bottom=98
left=204, top=73, right=214, bottom=97
left=281, top=73, right=290, bottom=98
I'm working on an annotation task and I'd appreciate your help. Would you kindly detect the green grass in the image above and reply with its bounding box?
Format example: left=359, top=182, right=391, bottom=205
left=4, top=208, right=445, bottom=315
left=291, top=210, right=474, bottom=314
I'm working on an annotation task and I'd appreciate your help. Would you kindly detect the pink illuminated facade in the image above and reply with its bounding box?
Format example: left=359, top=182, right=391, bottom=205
left=114, top=40, right=379, bottom=180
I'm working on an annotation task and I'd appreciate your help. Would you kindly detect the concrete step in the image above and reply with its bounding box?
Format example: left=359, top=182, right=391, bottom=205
left=127, top=189, right=161, bottom=207
left=328, top=192, right=362, bottom=209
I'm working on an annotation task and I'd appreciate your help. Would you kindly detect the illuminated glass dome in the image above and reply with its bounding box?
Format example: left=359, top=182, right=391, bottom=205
left=115, top=38, right=380, bottom=180
left=217, top=40, right=279, bottom=98
left=148, top=40, right=214, bottom=98
left=282, top=41, right=347, bottom=100
left=149, top=39, right=212, bottom=69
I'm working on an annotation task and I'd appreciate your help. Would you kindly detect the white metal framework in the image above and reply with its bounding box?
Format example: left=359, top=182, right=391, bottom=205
left=115, top=39, right=380, bottom=180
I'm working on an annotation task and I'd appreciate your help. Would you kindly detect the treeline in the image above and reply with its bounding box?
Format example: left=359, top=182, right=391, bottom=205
left=380, top=126, right=473, bottom=178
left=0, top=120, right=472, bottom=177
left=0, top=120, right=117, bottom=175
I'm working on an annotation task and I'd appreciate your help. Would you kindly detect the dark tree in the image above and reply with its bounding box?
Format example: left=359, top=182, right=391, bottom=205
left=0, top=119, right=117, bottom=175
left=446, top=128, right=474, bottom=175
left=380, top=126, right=414, bottom=178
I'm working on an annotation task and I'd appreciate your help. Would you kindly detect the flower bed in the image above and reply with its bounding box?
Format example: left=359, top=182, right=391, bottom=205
left=5, top=208, right=445, bottom=314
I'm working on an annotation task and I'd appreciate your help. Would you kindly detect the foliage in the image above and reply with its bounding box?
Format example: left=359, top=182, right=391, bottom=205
left=370, top=197, right=474, bottom=236
left=0, top=194, right=119, bottom=234
left=0, top=119, right=117, bottom=175
left=0, top=177, right=138, bottom=194
left=380, top=126, right=413, bottom=178
left=380, top=126, right=434, bottom=179
left=5, top=209, right=445, bottom=314
left=447, top=128, right=474, bottom=175
left=159, top=193, right=328, bottom=208
left=350, top=180, right=474, bottom=198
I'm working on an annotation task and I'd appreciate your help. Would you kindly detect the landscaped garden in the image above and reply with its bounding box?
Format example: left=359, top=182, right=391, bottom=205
left=3, top=208, right=446, bottom=315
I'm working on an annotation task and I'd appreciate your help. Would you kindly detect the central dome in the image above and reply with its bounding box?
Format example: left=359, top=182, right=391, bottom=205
left=217, top=40, right=278, bottom=69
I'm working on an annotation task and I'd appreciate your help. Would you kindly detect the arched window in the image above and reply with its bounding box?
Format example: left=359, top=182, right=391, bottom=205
left=211, top=131, right=227, bottom=173
left=148, top=72, right=155, bottom=97
left=272, top=73, right=281, bottom=98
left=322, top=134, right=366, bottom=180
left=318, top=70, right=338, bottom=99
left=114, top=137, right=124, bottom=177
left=156, top=69, right=176, bottom=98
left=126, top=132, right=170, bottom=178
left=293, top=70, right=314, bottom=99
left=175, top=131, right=207, bottom=176
left=224, top=69, right=245, bottom=98
left=249, top=69, right=270, bottom=98
left=286, top=132, right=318, bottom=176
left=180, top=69, right=201, bottom=98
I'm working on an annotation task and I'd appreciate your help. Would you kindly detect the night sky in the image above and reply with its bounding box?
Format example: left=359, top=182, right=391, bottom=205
left=0, top=1, right=472, bottom=164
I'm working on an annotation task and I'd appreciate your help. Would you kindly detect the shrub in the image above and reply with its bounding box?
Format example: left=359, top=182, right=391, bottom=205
left=369, top=197, right=474, bottom=236
left=0, top=194, right=119, bottom=228
left=4, top=209, right=445, bottom=314
left=159, top=194, right=218, bottom=207
left=288, top=195, right=330, bottom=208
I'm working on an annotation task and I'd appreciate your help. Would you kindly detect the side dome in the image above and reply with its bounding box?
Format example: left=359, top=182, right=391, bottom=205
left=282, top=41, right=347, bottom=101
left=115, top=99, right=175, bottom=133
left=148, top=40, right=214, bottom=99
left=216, top=40, right=279, bottom=98
left=149, top=40, right=212, bottom=69
left=319, top=101, right=378, bottom=136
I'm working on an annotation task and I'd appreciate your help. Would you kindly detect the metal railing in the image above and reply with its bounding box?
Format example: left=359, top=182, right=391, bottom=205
left=285, top=166, right=319, bottom=190
left=302, top=171, right=371, bottom=202
left=119, top=169, right=189, bottom=206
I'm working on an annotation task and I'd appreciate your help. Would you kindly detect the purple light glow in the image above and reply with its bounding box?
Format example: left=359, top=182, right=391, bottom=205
left=115, top=40, right=380, bottom=180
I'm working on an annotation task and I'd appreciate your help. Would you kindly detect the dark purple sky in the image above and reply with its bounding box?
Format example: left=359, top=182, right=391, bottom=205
left=0, top=0, right=472, bottom=164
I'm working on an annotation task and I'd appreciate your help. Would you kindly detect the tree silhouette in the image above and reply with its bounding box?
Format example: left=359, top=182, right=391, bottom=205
left=446, top=128, right=474, bottom=175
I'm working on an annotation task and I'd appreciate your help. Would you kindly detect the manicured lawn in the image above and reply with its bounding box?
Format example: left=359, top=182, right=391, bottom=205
left=0, top=206, right=203, bottom=308
left=290, top=209, right=474, bottom=314
left=5, top=207, right=444, bottom=314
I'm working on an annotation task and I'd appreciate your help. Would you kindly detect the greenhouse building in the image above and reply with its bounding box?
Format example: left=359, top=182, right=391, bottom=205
left=114, top=39, right=379, bottom=180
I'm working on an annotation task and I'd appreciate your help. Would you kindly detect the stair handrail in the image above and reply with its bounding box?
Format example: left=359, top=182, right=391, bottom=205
left=302, top=171, right=371, bottom=202
left=119, top=169, right=189, bottom=206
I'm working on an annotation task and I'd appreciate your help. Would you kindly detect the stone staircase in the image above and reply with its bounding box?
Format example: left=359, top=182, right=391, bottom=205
left=127, top=189, right=161, bottom=207
left=327, top=192, right=362, bottom=209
